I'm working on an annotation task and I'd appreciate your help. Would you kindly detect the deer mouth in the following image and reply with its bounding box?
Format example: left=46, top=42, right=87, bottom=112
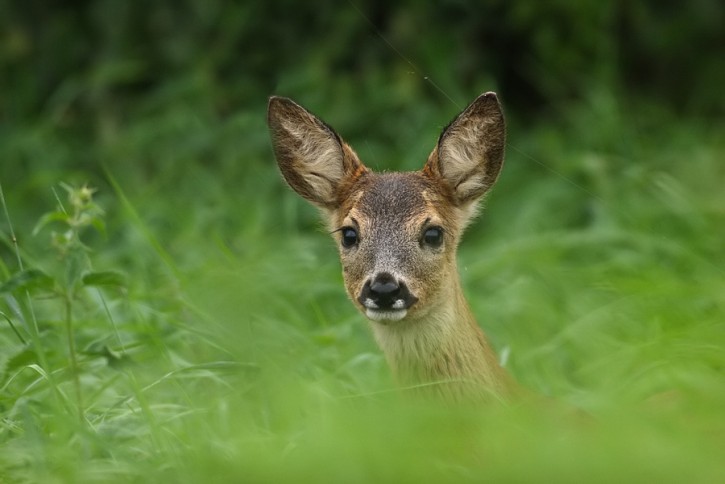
left=360, top=293, right=417, bottom=322
left=364, top=307, right=408, bottom=322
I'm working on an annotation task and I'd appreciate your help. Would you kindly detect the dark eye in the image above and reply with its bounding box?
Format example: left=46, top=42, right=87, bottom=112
left=422, top=227, right=444, bottom=248
left=341, top=227, right=358, bottom=248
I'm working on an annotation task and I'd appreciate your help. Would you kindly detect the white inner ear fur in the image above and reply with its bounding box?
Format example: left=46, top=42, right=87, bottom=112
left=438, top=121, right=491, bottom=200
left=281, top=116, right=344, bottom=204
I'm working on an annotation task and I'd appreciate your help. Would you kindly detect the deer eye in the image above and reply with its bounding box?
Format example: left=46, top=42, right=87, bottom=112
left=422, top=226, right=444, bottom=248
left=341, top=227, right=358, bottom=248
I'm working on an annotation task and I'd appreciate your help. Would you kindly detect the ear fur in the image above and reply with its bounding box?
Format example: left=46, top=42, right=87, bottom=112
left=267, top=96, right=367, bottom=209
left=423, top=92, right=506, bottom=205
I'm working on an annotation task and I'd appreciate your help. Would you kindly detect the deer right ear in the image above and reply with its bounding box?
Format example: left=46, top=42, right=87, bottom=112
left=423, top=92, right=506, bottom=206
left=267, top=96, right=367, bottom=209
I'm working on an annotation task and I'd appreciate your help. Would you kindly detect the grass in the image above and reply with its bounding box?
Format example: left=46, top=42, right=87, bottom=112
left=1, top=87, right=724, bottom=482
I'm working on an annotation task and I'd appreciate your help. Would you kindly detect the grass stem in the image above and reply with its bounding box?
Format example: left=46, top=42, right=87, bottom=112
left=63, top=294, right=84, bottom=423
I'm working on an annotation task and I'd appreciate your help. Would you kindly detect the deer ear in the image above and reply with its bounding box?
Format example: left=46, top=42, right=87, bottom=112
left=267, top=96, right=367, bottom=209
left=424, top=92, right=506, bottom=205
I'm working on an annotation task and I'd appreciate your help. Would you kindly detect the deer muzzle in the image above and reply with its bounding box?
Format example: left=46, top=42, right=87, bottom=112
left=357, top=272, right=418, bottom=322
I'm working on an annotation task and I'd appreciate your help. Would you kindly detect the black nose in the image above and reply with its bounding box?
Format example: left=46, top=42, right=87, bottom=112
left=369, top=273, right=401, bottom=306
left=357, top=272, right=417, bottom=310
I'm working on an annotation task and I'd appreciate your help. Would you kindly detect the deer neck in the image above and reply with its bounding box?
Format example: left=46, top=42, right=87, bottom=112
left=369, top=275, right=512, bottom=401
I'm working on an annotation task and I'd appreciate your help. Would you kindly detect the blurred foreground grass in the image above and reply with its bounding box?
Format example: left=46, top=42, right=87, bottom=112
left=1, top=87, right=724, bottom=482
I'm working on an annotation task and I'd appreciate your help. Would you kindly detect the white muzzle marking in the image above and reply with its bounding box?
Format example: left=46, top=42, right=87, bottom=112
left=362, top=296, right=408, bottom=322
left=365, top=308, right=408, bottom=322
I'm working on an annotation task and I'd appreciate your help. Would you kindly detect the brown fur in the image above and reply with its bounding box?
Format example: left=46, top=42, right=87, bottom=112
left=267, top=93, right=516, bottom=402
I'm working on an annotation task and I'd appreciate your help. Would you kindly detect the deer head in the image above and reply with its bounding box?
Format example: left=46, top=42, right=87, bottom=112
left=267, top=93, right=505, bottom=328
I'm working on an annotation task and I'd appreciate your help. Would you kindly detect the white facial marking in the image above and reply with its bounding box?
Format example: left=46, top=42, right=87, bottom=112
left=363, top=298, right=379, bottom=309
left=366, top=309, right=408, bottom=322
left=363, top=297, right=405, bottom=313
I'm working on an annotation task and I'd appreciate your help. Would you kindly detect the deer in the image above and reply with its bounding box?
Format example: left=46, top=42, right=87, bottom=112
left=267, top=92, right=518, bottom=402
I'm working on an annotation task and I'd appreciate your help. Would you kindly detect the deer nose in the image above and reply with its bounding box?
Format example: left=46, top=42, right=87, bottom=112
left=370, top=275, right=400, bottom=302
left=358, top=272, right=417, bottom=311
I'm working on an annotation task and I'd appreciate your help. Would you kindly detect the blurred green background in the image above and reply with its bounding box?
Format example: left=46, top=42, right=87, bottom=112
left=1, top=1, right=724, bottom=482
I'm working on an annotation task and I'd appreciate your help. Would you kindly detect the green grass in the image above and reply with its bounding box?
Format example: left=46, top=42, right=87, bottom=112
left=1, top=90, right=724, bottom=483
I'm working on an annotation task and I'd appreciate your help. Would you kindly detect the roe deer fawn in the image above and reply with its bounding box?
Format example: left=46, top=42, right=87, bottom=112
left=267, top=92, right=516, bottom=401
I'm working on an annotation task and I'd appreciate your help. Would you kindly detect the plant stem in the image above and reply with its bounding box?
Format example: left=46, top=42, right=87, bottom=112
left=64, top=294, right=84, bottom=423
left=1, top=311, right=27, bottom=345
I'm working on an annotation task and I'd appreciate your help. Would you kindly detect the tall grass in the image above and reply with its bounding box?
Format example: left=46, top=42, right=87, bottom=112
left=1, top=89, right=724, bottom=483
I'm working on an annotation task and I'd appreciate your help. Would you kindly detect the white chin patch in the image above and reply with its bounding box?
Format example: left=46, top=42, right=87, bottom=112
left=365, top=309, right=408, bottom=322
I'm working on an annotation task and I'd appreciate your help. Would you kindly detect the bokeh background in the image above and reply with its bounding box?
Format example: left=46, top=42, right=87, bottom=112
left=3, top=1, right=723, bottom=191
left=1, top=1, right=724, bottom=482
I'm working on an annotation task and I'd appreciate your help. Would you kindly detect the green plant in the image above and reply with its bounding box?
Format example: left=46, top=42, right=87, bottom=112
left=1, top=183, right=125, bottom=423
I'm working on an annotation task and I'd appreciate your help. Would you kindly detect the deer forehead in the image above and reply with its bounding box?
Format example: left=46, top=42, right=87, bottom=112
left=337, top=173, right=453, bottom=229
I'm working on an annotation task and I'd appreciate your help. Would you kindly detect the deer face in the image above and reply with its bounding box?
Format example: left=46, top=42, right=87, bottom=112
left=267, top=93, right=505, bottom=324
left=333, top=172, right=458, bottom=323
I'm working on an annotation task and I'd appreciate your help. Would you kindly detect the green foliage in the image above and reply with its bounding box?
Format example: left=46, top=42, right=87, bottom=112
left=1, top=1, right=724, bottom=482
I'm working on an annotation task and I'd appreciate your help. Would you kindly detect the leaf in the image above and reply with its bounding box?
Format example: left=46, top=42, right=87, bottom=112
left=4, top=344, right=36, bottom=374
left=32, top=211, right=69, bottom=236
left=64, top=248, right=87, bottom=289
left=83, top=342, right=131, bottom=369
left=0, top=269, right=54, bottom=294
left=81, top=270, right=127, bottom=288
left=91, top=216, right=107, bottom=237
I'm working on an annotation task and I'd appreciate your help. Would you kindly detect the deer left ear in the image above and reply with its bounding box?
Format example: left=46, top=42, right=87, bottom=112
left=424, top=92, right=506, bottom=205
left=268, top=96, right=368, bottom=209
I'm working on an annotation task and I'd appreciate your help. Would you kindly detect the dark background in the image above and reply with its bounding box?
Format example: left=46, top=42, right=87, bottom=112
left=3, top=1, right=723, bottom=140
